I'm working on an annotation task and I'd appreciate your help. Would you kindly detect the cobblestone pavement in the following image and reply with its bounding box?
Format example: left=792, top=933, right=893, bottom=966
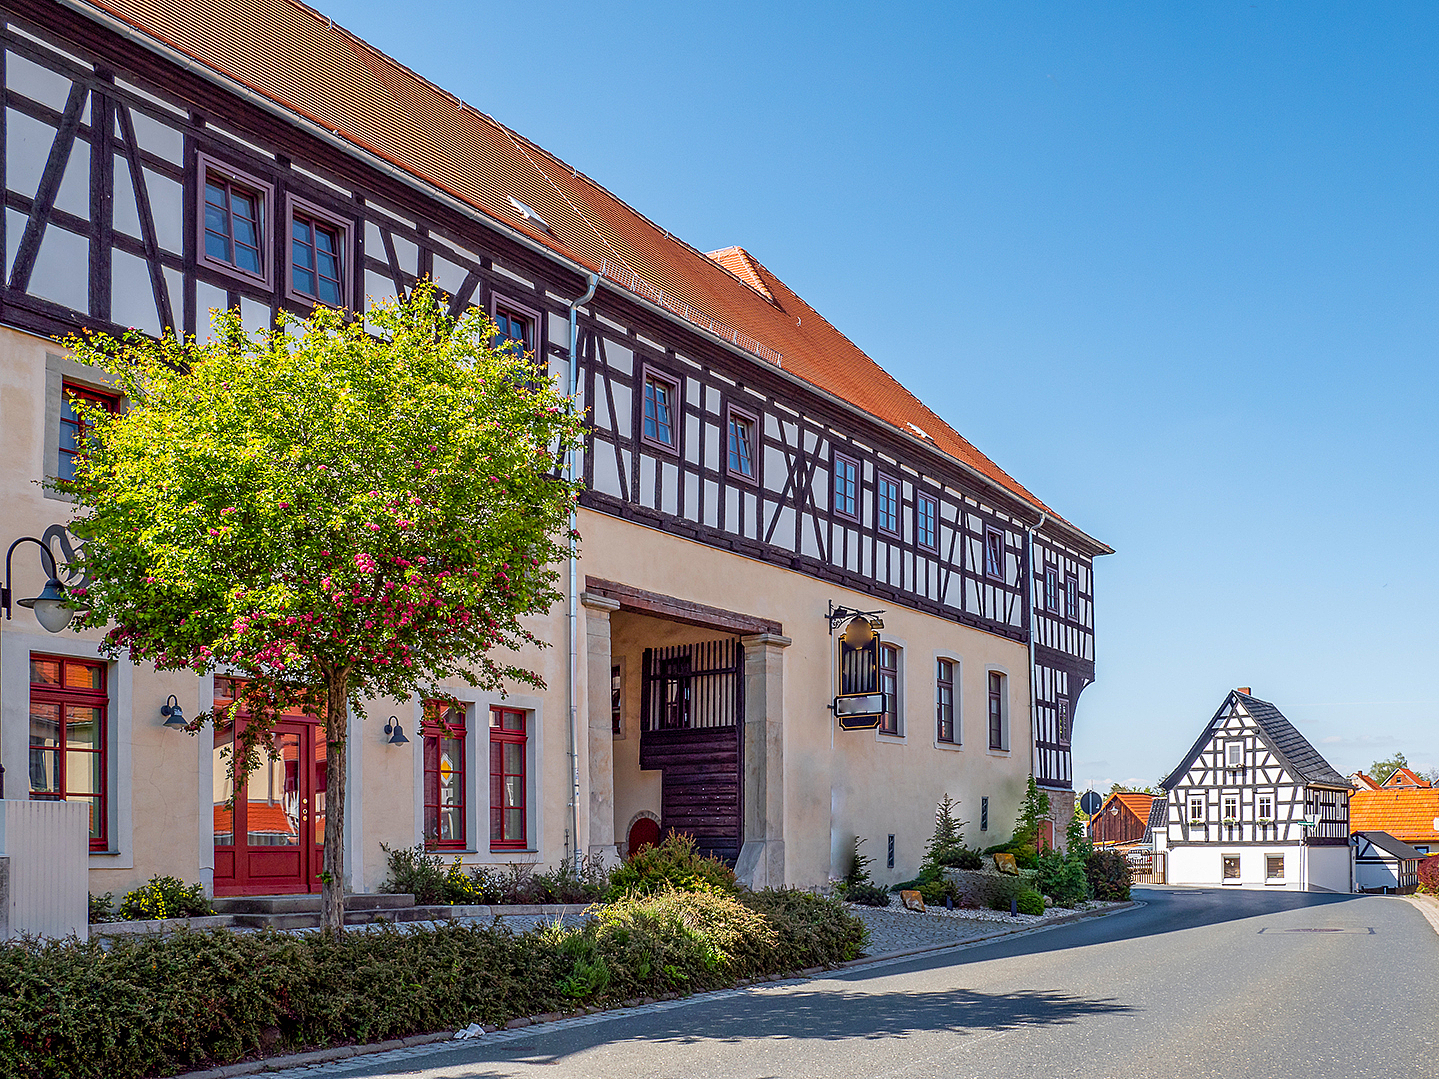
left=851, top=905, right=1028, bottom=954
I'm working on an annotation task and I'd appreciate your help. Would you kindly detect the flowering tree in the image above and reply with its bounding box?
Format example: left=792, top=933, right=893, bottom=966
left=59, top=284, right=582, bottom=933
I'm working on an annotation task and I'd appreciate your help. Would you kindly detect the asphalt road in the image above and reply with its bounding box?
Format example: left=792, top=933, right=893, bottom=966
left=274, top=887, right=1439, bottom=1079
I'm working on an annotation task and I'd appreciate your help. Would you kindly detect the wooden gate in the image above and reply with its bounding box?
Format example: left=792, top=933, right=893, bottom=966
left=639, top=639, right=744, bottom=862
left=1130, top=850, right=1166, bottom=885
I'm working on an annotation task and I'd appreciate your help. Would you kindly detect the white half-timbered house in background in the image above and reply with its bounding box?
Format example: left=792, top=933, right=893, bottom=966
left=1156, top=690, right=1352, bottom=892
left=0, top=0, right=1110, bottom=909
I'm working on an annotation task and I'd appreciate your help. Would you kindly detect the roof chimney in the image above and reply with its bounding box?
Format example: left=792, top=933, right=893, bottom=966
left=1236, top=687, right=1251, bottom=695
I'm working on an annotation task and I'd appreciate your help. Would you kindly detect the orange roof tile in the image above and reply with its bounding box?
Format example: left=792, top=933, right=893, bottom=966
left=1350, top=789, right=1439, bottom=844
left=78, top=0, right=1109, bottom=552
left=1104, top=791, right=1156, bottom=820
left=1349, top=771, right=1380, bottom=790
left=1381, top=767, right=1431, bottom=789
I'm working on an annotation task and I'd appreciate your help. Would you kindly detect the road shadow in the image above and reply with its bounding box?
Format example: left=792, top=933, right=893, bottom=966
left=437, top=984, right=1133, bottom=1072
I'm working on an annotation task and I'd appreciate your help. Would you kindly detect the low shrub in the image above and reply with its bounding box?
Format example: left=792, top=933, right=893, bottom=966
left=379, top=847, right=609, bottom=906
left=0, top=886, right=864, bottom=1078
left=88, top=893, right=116, bottom=925
left=606, top=832, right=738, bottom=899
left=916, top=876, right=960, bottom=906
left=112, top=876, right=212, bottom=922
left=1035, top=849, right=1090, bottom=908
left=1016, top=888, right=1045, bottom=916
left=837, top=837, right=890, bottom=906
left=1418, top=854, right=1439, bottom=893
left=1086, top=848, right=1132, bottom=901
left=380, top=844, right=451, bottom=905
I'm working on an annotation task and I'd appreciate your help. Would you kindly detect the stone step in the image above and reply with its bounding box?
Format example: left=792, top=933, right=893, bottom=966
left=211, top=893, right=416, bottom=915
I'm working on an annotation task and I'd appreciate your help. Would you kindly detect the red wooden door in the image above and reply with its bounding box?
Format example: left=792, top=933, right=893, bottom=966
left=214, top=720, right=323, bottom=895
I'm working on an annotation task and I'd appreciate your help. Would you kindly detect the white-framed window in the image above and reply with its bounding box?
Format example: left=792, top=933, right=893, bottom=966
left=1225, top=742, right=1243, bottom=767
left=1257, top=794, right=1274, bottom=820
left=1266, top=854, right=1284, bottom=880
left=1223, top=795, right=1239, bottom=821
left=1189, top=796, right=1205, bottom=822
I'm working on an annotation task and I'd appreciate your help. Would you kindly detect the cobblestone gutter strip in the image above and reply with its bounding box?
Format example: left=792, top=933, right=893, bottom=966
left=159, top=901, right=1140, bottom=1079
left=1400, top=893, right=1439, bottom=936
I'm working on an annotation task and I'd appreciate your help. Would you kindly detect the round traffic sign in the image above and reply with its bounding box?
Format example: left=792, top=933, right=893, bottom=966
left=1079, top=790, right=1103, bottom=815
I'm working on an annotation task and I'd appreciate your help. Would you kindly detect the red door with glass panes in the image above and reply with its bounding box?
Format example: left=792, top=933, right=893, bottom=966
left=212, top=679, right=327, bottom=895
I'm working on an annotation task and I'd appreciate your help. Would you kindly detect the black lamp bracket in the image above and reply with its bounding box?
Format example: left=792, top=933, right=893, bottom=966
left=2, top=536, right=60, bottom=620
left=826, top=600, right=885, bottom=635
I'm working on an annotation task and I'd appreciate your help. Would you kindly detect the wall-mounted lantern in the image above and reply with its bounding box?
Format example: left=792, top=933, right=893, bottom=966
left=384, top=716, right=410, bottom=745
left=160, top=695, right=188, bottom=729
left=2, top=536, right=74, bottom=633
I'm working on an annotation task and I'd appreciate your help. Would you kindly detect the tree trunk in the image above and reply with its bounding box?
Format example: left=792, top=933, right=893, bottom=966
left=320, top=674, right=349, bottom=935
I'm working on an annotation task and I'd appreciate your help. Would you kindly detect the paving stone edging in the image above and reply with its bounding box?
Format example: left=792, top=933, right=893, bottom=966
left=158, top=900, right=1140, bottom=1079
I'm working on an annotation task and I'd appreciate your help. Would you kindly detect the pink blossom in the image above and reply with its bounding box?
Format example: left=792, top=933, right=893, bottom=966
left=367, top=523, right=380, bottom=532
left=278, top=502, right=291, bottom=509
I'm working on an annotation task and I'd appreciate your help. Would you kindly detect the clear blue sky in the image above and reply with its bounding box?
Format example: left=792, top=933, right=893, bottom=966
left=324, top=0, right=1439, bottom=788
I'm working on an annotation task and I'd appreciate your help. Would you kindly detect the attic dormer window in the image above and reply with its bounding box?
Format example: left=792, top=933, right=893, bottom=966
left=1226, top=742, right=1243, bottom=768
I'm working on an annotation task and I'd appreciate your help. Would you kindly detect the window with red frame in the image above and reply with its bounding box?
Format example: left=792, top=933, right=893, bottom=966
left=490, top=707, right=527, bottom=849
left=494, top=307, right=533, bottom=357
left=916, top=492, right=938, bottom=552
left=29, top=655, right=107, bottom=850
left=877, top=475, right=900, bottom=536
left=204, top=172, right=264, bottom=277
left=879, top=643, right=900, bottom=735
left=290, top=213, right=343, bottom=306
left=833, top=453, right=859, bottom=520
left=422, top=700, right=467, bottom=849
left=59, top=383, right=118, bottom=483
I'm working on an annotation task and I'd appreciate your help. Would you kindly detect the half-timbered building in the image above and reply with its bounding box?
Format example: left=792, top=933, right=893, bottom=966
left=1155, top=690, right=1352, bottom=891
left=0, top=0, right=1110, bottom=902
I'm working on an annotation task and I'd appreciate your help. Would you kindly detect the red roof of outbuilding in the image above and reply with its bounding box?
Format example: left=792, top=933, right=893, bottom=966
left=1350, top=789, right=1439, bottom=844
left=74, top=0, right=1109, bottom=552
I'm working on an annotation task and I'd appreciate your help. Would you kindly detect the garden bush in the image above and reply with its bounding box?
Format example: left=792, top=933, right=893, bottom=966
left=1086, top=848, right=1132, bottom=901
left=605, top=831, right=738, bottom=899
left=0, top=886, right=863, bottom=1078
left=379, top=846, right=608, bottom=906
left=1016, top=888, right=1045, bottom=916
left=1418, top=854, right=1439, bottom=893
left=941, top=867, right=1025, bottom=910
left=837, top=837, right=890, bottom=907
left=89, top=876, right=213, bottom=923
left=1035, top=849, right=1090, bottom=908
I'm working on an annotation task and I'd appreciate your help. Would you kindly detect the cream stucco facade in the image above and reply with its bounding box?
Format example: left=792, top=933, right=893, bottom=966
left=1, top=318, right=1041, bottom=898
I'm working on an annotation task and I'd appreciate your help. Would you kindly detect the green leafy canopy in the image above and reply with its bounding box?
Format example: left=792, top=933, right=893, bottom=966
left=58, top=283, right=583, bottom=769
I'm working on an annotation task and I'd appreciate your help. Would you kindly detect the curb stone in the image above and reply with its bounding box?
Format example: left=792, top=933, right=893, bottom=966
left=158, top=900, right=1140, bottom=1079
left=1399, top=893, right=1439, bottom=936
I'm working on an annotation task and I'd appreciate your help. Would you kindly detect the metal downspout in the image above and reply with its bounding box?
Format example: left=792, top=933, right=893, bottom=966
left=566, top=273, right=599, bottom=872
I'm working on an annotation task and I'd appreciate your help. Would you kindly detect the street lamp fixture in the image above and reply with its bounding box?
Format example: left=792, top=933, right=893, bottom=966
left=2, top=536, right=74, bottom=633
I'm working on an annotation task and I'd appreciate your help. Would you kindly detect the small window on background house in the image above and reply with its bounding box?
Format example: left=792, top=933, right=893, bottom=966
left=611, top=664, right=622, bottom=736
left=203, top=169, right=265, bottom=278
left=494, top=307, right=533, bottom=357
left=727, top=410, right=755, bottom=479
left=916, top=493, right=938, bottom=551
left=936, top=658, right=955, bottom=743
left=1223, top=855, right=1241, bottom=880
left=421, top=701, right=466, bottom=850
left=1065, top=575, right=1079, bottom=620
left=987, top=671, right=1005, bottom=750
left=1057, top=698, right=1070, bottom=745
left=490, top=707, right=528, bottom=849
left=1189, top=796, right=1205, bottom=822
left=877, top=475, right=900, bottom=535
left=1226, top=742, right=1243, bottom=767
left=642, top=372, right=677, bottom=448
left=1044, top=567, right=1060, bottom=612
left=29, top=655, right=107, bottom=850
left=59, top=384, right=118, bottom=483
left=985, top=527, right=1005, bottom=580
left=879, top=644, right=900, bottom=735
left=833, top=453, right=859, bottom=519
left=1266, top=855, right=1284, bottom=879
left=980, top=796, right=989, bottom=832
left=290, top=212, right=343, bottom=306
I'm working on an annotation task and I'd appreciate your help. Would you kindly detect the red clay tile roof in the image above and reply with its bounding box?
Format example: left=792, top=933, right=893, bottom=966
left=1350, top=771, right=1380, bottom=790
left=1381, top=767, right=1431, bottom=789
left=1104, top=791, right=1157, bottom=821
left=1350, top=789, right=1439, bottom=844
left=76, top=0, right=1108, bottom=552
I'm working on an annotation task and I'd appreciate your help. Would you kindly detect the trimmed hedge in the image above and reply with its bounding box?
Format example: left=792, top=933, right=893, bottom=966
left=0, top=886, right=864, bottom=1079
left=1086, top=848, right=1132, bottom=901
left=1418, top=854, right=1439, bottom=893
